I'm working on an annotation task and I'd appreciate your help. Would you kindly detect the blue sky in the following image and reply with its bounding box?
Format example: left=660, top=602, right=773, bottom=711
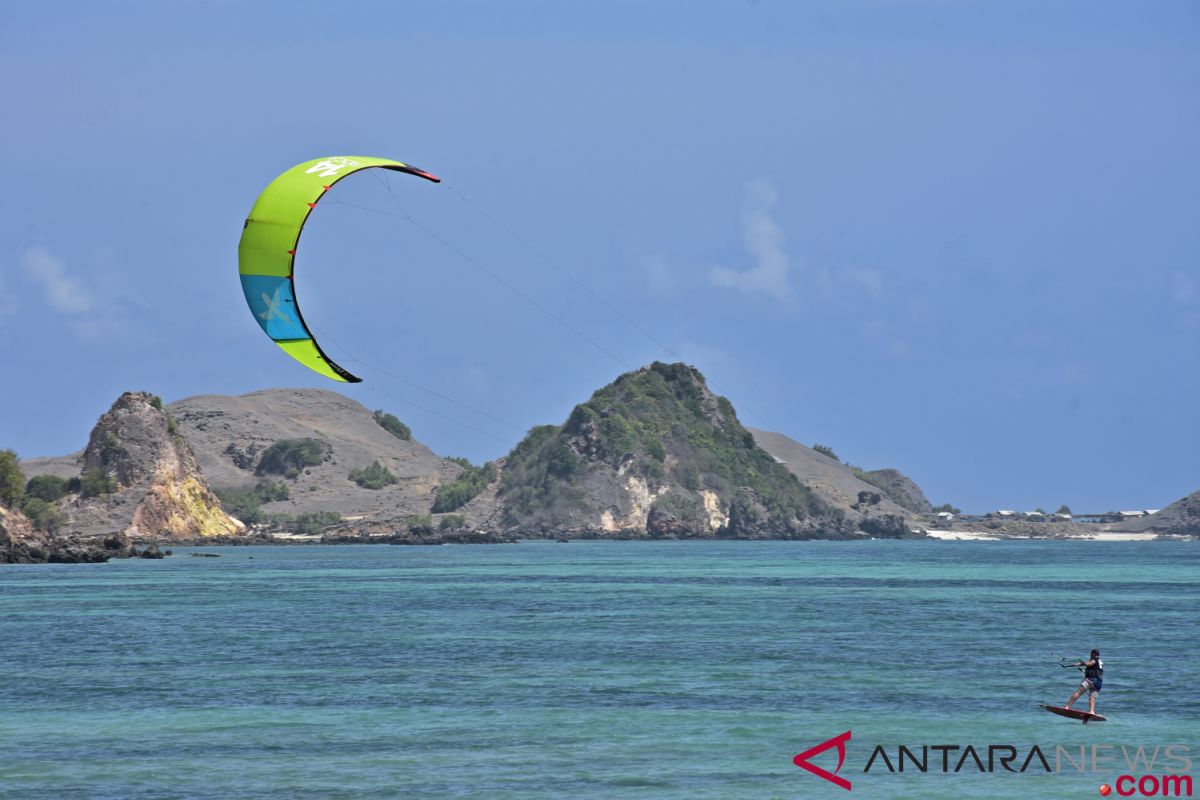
left=1, top=0, right=1196, bottom=512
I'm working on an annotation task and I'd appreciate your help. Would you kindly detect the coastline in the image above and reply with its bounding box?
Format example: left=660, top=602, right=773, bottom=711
left=924, top=528, right=1173, bottom=542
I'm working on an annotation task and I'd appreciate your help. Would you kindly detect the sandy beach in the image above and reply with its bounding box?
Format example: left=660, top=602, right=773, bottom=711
left=925, top=529, right=1163, bottom=542
left=925, top=529, right=1007, bottom=541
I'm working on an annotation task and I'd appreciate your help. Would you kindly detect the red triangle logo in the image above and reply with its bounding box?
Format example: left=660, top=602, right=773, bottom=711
left=793, top=730, right=852, bottom=790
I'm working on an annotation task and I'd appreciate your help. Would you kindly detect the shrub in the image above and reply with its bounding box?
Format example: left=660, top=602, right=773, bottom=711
left=812, top=444, right=839, bottom=461
left=99, top=431, right=125, bottom=467
left=438, top=514, right=467, bottom=532
left=215, top=488, right=264, bottom=524
left=256, top=481, right=290, bottom=502
left=1055, top=504, right=1071, bottom=515
left=406, top=514, right=434, bottom=534
left=373, top=410, right=411, bottom=441
left=256, top=438, right=329, bottom=478
left=149, top=395, right=164, bottom=411
left=79, top=468, right=117, bottom=498
left=20, top=497, right=61, bottom=533
left=215, top=481, right=292, bottom=524
left=545, top=443, right=580, bottom=481
left=349, top=461, right=398, bottom=490
left=266, top=511, right=340, bottom=534
left=932, top=503, right=961, bottom=514
left=293, top=511, right=341, bottom=534
left=432, top=460, right=496, bottom=513
left=0, top=450, right=26, bottom=509
left=25, top=475, right=71, bottom=503
left=678, top=463, right=701, bottom=491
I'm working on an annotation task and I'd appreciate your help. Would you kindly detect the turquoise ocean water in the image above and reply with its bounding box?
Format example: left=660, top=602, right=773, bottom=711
left=1, top=540, right=1197, bottom=799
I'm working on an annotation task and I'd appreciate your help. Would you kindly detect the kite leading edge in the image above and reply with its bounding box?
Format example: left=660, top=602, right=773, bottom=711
left=238, top=156, right=440, bottom=382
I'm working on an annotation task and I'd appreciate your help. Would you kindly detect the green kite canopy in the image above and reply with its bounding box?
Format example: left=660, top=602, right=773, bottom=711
left=238, top=156, right=440, bottom=382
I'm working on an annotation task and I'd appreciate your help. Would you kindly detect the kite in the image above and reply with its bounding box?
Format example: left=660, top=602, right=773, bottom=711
left=238, top=156, right=439, bottom=382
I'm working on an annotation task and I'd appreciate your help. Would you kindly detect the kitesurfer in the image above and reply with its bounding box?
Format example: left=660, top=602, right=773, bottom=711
left=1064, top=649, right=1103, bottom=714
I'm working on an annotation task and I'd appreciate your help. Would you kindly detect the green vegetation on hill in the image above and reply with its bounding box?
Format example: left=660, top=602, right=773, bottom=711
left=79, top=468, right=117, bottom=498
left=432, top=458, right=496, bottom=513
left=215, top=481, right=291, bottom=524
left=349, top=461, right=398, bottom=490
left=406, top=514, right=434, bottom=534
left=20, top=498, right=61, bottom=533
left=0, top=450, right=24, bottom=509
left=812, top=443, right=839, bottom=461
left=98, top=431, right=125, bottom=468
left=500, top=362, right=826, bottom=533
left=373, top=410, right=411, bottom=441
left=438, top=514, right=467, bottom=531
left=260, top=510, right=342, bottom=534
left=18, top=474, right=70, bottom=532
left=25, top=475, right=71, bottom=503
left=0, top=462, right=72, bottom=533
left=256, top=438, right=329, bottom=478
left=288, top=511, right=341, bottom=534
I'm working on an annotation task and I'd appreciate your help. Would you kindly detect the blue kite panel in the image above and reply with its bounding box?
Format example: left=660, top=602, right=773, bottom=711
left=240, top=275, right=309, bottom=341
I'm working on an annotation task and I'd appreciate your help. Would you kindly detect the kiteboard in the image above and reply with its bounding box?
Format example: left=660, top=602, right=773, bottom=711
left=1039, top=704, right=1107, bottom=724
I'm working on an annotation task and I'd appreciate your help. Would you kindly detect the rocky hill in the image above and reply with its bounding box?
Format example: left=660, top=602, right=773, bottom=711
left=1123, top=488, right=1200, bottom=535
left=168, top=388, right=461, bottom=522
left=854, top=468, right=933, bottom=514
left=46, top=392, right=242, bottom=539
left=746, top=430, right=922, bottom=534
left=4, top=391, right=237, bottom=560
left=12, top=366, right=942, bottom=549
left=487, top=362, right=871, bottom=538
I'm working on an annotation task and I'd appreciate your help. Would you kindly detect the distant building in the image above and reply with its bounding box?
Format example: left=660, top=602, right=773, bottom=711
left=987, top=510, right=1018, bottom=518
left=1022, top=511, right=1046, bottom=522
left=935, top=511, right=954, bottom=521
left=1119, top=511, right=1147, bottom=519
left=1053, top=513, right=1072, bottom=521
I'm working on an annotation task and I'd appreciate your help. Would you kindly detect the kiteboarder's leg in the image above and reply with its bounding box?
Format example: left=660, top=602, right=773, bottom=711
left=1065, top=681, right=1086, bottom=709
left=1087, top=682, right=1099, bottom=715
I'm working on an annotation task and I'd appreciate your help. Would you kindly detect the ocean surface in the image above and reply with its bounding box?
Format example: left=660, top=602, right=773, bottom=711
left=1, top=540, right=1197, bottom=800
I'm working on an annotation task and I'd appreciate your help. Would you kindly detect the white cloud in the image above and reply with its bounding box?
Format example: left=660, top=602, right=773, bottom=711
left=709, top=177, right=794, bottom=302
left=21, top=245, right=94, bottom=314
